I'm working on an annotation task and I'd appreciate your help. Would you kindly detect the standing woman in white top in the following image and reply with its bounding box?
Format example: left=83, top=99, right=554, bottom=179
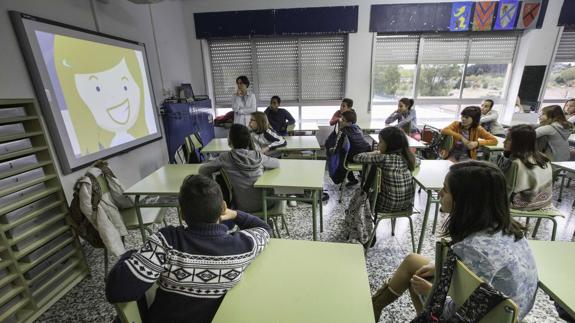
left=232, top=76, right=257, bottom=127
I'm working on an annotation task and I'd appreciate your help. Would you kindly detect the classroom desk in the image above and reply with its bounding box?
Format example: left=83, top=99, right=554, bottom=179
left=124, top=164, right=202, bottom=239
left=483, top=136, right=505, bottom=161
left=254, top=159, right=325, bottom=240
left=551, top=161, right=575, bottom=173
left=529, top=240, right=575, bottom=318
left=212, top=239, right=373, bottom=323
left=201, top=136, right=321, bottom=158
left=369, top=133, right=427, bottom=150
left=412, top=160, right=453, bottom=253
left=357, top=120, right=387, bottom=132
left=294, top=122, right=320, bottom=132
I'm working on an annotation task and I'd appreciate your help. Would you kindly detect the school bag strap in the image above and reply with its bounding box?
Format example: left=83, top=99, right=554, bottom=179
left=411, top=243, right=509, bottom=323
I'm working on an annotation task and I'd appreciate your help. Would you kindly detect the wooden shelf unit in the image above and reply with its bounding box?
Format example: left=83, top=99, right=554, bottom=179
left=0, top=99, right=89, bottom=323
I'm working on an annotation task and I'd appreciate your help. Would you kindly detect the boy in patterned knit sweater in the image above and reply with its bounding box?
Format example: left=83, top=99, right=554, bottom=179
left=106, top=175, right=271, bottom=323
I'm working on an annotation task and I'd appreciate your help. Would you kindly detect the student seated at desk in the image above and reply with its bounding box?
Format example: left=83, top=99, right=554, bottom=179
left=106, top=175, right=271, bottom=323
left=372, top=161, right=538, bottom=322
left=536, top=105, right=572, bottom=162
left=441, top=106, right=497, bottom=162
left=480, top=99, right=505, bottom=137
left=563, top=98, right=575, bottom=124
left=264, top=96, right=295, bottom=136
left=249, top=111, right=286, bottom=156
left=385, top=97, right=421, bottom=140
left=200, top=124, right=279, bottom=213
left=329, top=97, right=354, bottom=126
left=336, top=110, right=372, bottom=186
left=354, top=127, right=418, bottom=213
left=497, top=125, right=553, bottom=210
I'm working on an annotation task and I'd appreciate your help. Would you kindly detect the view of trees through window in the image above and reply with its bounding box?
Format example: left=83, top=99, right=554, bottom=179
left=418, top=64, right=463, bottom=97
left=544, top=62, right=575, bottom=100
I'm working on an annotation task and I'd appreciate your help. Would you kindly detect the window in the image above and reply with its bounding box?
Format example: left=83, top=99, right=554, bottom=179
left=208, top=36, right=346, bottom=120
left=544, top=30, right=575, bottom=101
left=371, top=33, right=518, bottom=121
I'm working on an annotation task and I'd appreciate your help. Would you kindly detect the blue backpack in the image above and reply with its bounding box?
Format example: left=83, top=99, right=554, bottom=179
left=325, top=128, right=350, bottom=184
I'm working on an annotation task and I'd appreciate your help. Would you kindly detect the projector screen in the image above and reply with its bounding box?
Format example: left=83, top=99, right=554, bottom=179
left=11, top=12, right=162, bottom=174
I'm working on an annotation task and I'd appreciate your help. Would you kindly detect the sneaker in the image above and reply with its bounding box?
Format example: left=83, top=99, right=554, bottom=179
left=322, top=192, right=330, bottom=202
left=288, top=195, right=297, bottom=207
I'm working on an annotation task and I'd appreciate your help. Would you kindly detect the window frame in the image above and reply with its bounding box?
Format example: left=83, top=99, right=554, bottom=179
left=369, top=32, right=520, bottom=119
left=207, top=35, right=348, bottom=127
left=542, top=27, right=575, bottom=105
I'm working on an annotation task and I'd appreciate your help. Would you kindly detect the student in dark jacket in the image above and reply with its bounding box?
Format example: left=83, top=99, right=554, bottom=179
left=337, top=110, right=372, bottom=186
left=249, top=111, right=287, bottom=156
left=264, top=96, right=295, bottom=136
left=106, top=175, right=271, bottom=323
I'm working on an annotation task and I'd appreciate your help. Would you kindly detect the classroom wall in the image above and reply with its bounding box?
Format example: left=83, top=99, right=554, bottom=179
left=0, top=0, right=195, bottom=201
left=182, top=0, right=566, bottom=126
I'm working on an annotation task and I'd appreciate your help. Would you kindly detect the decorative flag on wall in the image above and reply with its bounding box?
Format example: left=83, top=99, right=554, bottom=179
left=494, top=0, right=520, bottom=30
left=472, top=1, right=497, bottom=31
left=450, top=2, right=474, bottom=31
left=517, top=0, right=542, bottom=29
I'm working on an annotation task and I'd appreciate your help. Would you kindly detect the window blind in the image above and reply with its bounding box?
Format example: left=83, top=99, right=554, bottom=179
left=255, top=39, right=299, bottom=102
left=374, top=35, right=419, bottom=64
left=209, top=39, right=253, bottom=106
left=419, top=35, right=468, bottom=64
left=300, top=36, right=346, bottom=100
left=468, top=33, right=518, bottom=64
left=555, top=30, right=575, bottom=62
left=209, top=36, right=346, bottom=106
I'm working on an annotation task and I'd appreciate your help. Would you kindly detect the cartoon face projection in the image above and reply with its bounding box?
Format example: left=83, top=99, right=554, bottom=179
left=53, top=34, right=150, bottom=155
left=75, top=58, right=141, bottom=134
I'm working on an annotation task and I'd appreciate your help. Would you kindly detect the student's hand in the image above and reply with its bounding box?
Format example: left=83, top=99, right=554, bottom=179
left=411, top=275, right=433, bottom=296
left=415, top=262, right=435, bottom=278
left=467, top=141, right=479, bottom=150
left=220, top=202, right=238, bottom=221
left=261, top=146, right=270, bottom=154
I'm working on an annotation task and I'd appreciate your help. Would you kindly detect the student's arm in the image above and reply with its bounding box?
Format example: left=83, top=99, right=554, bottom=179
left=385, top=111, right=400, bottom=125
left=106, top=230, right=171, bottom=303
left=535, top=125, right=554, bottom=138
left=234, top=210, right=272, bottom=233
left=397, top=110, right=416, bottom=129
left=261, top=154, right=280, bottom=169
left=284, top=110, right=296, bottom=126
left=441, top=121, right=464, bottom=141
left=198, top=158, right=224, bottom=176
left=329, top=111, right=341, bottom=126
left=477, top=127, right=498, bottom=146
left=353, top=152, right=385, bottom=164
left=480, top=110, right=498, bottom=124
left=263, top=129, right=287, bottom=150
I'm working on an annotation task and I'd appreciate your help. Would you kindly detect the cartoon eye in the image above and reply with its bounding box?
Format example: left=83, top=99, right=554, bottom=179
left=123, top=85, right=128, bottom=91
left=96, top=86, right=101, bottom=92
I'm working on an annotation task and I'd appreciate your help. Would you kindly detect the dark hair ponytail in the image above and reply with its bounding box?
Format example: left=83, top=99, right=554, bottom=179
left=399, top=98, right=415, bottom=110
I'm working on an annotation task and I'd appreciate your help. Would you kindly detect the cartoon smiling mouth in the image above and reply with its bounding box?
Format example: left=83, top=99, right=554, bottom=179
left=106, top=99, right=131, bottom=125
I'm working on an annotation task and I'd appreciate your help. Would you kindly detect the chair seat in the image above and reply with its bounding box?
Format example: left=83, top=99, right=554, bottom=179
left=376, top=208, right=419, bottom=218
left=122, top=207, right=167, bottom=229
left=252, top=201, right=287, bottom=217
left=346, top=163, right=362, bottom=172
left=510, top=207, right=564, bottom=218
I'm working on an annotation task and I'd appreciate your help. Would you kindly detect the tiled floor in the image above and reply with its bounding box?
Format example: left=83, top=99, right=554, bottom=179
left=37, top=173, right=575, bottom=322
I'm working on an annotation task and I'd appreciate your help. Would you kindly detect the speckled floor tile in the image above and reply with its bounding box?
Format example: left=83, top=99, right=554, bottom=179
left=37, top=172, right=574, bottom=322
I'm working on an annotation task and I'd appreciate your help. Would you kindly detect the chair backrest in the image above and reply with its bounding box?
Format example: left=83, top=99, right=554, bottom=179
left=115, top=302, right=142, bottom=323
left=434, top=241, right=518, bottom=323
left=177, top=132, right=205, bottom=164
left=115, top=284, right=158, bottom=323
left=216, top=168, right=235, bottom=208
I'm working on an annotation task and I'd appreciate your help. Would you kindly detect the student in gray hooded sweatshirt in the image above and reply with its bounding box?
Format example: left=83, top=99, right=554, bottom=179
left=536, top=105, right=573, bottom=162
left=199, top=124, right=279, bottom=213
